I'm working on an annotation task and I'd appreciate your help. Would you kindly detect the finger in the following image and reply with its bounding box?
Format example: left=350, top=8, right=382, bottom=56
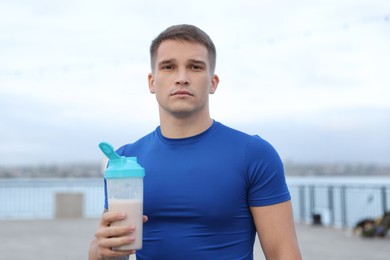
left=96, top=225, right=135, bottom=240
left=100, top=211, right=126, bottom=227
left=98, top=235, right=135, bottom=252
left=98, top=245, right=136, bottom=258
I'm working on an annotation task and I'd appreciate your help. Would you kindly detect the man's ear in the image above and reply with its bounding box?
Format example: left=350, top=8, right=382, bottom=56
left=148, top=73, right=155, bottom=94
left=209, top=74, right=220, bottom=94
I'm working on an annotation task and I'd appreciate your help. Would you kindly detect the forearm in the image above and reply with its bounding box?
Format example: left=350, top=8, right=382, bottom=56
left=88, top=238, right=129, bottom=260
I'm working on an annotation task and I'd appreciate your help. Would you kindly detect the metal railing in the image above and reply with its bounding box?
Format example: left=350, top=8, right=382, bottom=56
left=1, top=178, right=389, bottom=229
left=289, top=184, right=390, bottom=228
left=0, top=178, right=104, bottom=219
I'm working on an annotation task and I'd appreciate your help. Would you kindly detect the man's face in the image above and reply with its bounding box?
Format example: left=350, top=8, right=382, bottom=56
left=148, top=40, right=219, bottom=119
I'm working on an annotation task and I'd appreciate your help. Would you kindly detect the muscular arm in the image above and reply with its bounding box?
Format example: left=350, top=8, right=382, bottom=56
left=250, top=200, right=302, bottom=260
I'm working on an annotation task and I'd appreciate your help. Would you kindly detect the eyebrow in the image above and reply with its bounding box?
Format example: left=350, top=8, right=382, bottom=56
left=188, top=59, right=207, bottom=66
left=158, top=59, right=175, bottom=66
left=157, top=59, right=207, bottom=66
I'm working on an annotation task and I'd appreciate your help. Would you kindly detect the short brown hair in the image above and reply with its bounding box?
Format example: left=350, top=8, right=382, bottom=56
left=150, top=24, right=216, bottom=73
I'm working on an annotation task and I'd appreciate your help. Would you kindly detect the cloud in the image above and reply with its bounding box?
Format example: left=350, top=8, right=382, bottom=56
left=1, top=0, right=390, bottom=165
left=234, top=106, right=390, bottom=164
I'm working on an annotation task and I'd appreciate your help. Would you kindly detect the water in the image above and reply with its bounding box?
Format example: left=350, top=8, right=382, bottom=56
left=287, top=176, right=390, bottom=186
left=1, top=177, right=389, bottom=228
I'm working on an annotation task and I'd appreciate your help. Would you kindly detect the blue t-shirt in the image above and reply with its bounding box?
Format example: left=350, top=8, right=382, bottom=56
left=104, top=121, right=290, bottom=260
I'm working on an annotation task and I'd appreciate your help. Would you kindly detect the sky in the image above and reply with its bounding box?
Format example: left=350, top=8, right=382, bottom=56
left=1, top=0, right=389, bottom=166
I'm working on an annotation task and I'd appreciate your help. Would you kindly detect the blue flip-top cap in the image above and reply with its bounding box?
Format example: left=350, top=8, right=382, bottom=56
left=99, top=142, right=145, bottom=179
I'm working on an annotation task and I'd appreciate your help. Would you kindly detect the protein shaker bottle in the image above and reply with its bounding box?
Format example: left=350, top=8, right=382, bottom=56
left=99, top=142, right=145, bottom=250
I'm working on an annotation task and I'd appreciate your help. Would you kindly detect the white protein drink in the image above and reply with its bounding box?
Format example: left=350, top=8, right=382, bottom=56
left=108, top=198, right=143, bottom=250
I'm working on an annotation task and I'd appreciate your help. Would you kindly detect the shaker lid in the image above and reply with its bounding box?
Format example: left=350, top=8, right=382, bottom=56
left=99, top=142, right=145, bottom=178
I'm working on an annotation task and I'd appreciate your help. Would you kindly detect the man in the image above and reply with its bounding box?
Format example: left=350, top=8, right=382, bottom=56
left=89, top=24, right=301, bottom=260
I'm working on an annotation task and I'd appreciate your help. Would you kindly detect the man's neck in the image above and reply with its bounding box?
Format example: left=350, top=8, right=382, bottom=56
left=159, top=115, right=214, bottom=139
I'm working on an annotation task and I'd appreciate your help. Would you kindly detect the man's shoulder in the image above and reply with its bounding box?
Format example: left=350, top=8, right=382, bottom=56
left=216, top=122, right=278, bottom=154
left=216, top=122, right=266, bottom=142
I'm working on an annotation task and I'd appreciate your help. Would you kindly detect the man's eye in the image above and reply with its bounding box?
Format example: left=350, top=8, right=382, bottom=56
left=191, top=65, right=202, bottom=70
left=162, top=65, right=173, bottom=70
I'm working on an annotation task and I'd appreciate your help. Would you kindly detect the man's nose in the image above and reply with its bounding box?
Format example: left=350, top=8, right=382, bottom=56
left=175, top=69, right=190, bottom=86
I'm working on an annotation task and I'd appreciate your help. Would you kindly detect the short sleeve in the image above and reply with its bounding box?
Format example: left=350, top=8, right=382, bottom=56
left=246, top=136, right=291, bottom=206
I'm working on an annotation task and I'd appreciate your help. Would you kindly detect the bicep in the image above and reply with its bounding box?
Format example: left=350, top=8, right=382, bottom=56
left=250, top=200, right=301, bottom=259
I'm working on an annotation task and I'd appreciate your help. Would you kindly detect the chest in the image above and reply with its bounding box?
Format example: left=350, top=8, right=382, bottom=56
left=141, top=147, right=249, bottom=223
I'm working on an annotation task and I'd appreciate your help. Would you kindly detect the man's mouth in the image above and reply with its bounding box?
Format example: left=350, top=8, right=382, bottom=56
left=171, top=90, right=193, bottom=96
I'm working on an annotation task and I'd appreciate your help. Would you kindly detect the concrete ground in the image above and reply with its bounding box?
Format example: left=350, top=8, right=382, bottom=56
left=0, top=218, right=389, bottom=259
